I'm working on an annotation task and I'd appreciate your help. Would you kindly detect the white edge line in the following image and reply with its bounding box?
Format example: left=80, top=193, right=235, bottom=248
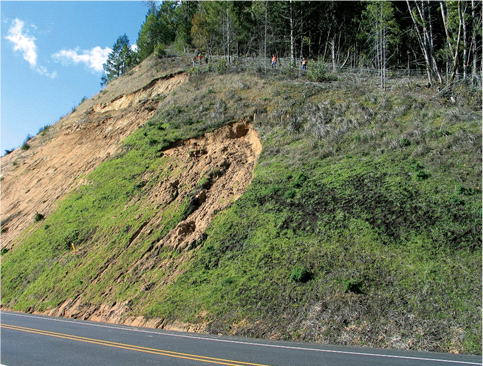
left=3, top=312, right=482, bottom=366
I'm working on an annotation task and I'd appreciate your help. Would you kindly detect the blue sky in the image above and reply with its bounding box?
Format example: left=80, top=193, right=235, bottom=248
left=2, top=1, right=151, bottom=152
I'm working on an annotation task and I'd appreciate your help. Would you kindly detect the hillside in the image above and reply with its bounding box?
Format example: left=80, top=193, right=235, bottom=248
left=1, top=56, right=481, bottom=354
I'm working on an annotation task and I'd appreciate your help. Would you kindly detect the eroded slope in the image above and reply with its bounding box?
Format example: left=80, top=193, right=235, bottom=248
left=41, top=121, right=261, bottom=327
left=1, top=62, right=187, bottom=249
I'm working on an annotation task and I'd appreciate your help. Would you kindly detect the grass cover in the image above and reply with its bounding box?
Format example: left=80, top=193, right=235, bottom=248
left=2, top=63, right=481, bottom=354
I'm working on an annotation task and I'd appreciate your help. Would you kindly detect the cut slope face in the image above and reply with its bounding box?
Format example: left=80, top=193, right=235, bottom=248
left=1, top=54, right=262, bottom=326
left=1, top=71, right=188, bottom=249
left=39, top=120, right=261, bottom=326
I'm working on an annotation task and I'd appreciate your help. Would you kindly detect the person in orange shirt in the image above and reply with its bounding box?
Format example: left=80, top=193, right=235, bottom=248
left=301, top=57, right=307, bottom=70
left=271, top=55, right=277, bottom=68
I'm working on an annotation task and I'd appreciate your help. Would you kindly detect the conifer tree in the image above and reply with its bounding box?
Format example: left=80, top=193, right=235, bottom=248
left=137, top=12, right=162, bottom=62
left=101, top=34, right=136, bottom=87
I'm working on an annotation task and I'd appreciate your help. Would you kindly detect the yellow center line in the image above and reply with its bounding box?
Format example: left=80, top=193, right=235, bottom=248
left=2, top=324, right=272, bottom=366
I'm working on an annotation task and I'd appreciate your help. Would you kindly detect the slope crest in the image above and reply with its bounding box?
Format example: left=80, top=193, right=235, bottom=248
left=1, top=70, right=188, bottom=249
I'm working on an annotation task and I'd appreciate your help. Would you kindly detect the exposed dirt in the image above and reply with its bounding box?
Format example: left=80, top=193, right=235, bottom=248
left=157, top=120, right=261, bottom=250
left=38, top=120, right=261, bottom=329
left=2, top=56, right=262, bottom=331
left=1, top=70, right=188, bottom=249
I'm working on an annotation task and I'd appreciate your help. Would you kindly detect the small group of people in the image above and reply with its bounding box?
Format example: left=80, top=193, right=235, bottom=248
left=193, top=53, right=206, bottom=65
left=271, top=55, right=307, bottom=70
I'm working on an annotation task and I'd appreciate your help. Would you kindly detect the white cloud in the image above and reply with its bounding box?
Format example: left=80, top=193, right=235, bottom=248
left=36, top=65, right=57, bottom=79
left=5, top=18, right=38, bottom=67
left=5, top=18, right=57, bottom=78
left=52, top=46, right=112, bottom=73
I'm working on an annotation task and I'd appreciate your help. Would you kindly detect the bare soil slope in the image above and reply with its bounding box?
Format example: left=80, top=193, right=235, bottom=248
left=1, top=57, right=262, bottom=330
left=41, top=120, right=261, bottom=329
left=1, top=58, right=188, bottom=249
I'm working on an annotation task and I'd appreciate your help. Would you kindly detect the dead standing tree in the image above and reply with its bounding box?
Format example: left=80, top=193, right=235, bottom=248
left=406, top=0, right=444, bottom=86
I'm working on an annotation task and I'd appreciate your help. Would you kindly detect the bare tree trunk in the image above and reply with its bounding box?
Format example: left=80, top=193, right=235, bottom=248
left=340, top=48, right=352, bottom=68
left=440, top=0, right=455, bottom=82
left=440, top=1, right=454, bottom=55
left=308, top=29, right=312, bottom=58
left=381, top=3, right=387, bottom=90
left=227, top=6, right=231, bottom=64
left=300, top=21, right=303, bottom=58
left=462, top=2, right=468, bottom=79
left=406, top=0, right=435, bottom=85
left=426, top=1, right=443, bottom=84
left=471, top=0, right=480, bottom=85
left=222, top=9, right=226, bottom=59
left=323, top=27, right=331, bottom=62
left=264, top=1, right=267, bottom=72
left=448, top=0, right=463, bottom=87
left=331, top=36, right=336, bottom=72
left=289, top=0, right=295, bottom=65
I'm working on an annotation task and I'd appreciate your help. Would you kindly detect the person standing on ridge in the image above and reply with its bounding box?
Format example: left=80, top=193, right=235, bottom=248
left=271, top=55, right=277, bottom=68
left=301, top=57, right=307, bottom=71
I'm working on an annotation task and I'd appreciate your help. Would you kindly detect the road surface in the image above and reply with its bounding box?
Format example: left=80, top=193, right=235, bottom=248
left=1, top=311, right=481, bottom=366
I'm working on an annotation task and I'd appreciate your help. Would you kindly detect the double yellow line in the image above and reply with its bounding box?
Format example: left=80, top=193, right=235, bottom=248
left=2, top=324, right=271, bottom=366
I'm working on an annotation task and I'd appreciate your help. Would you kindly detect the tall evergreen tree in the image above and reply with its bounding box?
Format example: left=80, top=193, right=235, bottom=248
left=101, top=34, right=136, bottom=87
left=173, top=1, right=198, bottom=52
left=137, top=2, right=177, bottom=62
left=137, top=12, right=161, bottom=62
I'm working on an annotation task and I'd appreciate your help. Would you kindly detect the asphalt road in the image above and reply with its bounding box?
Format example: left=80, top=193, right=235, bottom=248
left=1, top=311, right=481, bottom=366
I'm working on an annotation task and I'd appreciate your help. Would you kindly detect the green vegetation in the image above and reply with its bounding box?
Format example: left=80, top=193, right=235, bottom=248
left=101, top=34, right=139, bottom=87
left=34, top=212, right=44, bottom=222
left=1, top=59, right=481, bottom=354
left=102, top=1, right=481, bottom=94
left=38, top=125, right=51, bottom=136
left=20, top=134, right=33, bottom=151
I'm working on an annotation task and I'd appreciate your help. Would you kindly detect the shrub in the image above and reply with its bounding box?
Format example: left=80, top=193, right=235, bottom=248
left=284, top=189, right=297, bottom=200
left=290, top=266, right=312, bottom=283
left=188, top=66, right=200, bottom=76
left=264, top=185, right=281, bottom=196
left=196, top=175, right=211, bottom=190
left=414, top=170, right=430, bottom=181
left=21, top=143, right=30, bottom=151
left=343, top=279, right=364, bottom=294
left=291, top=172, right=309, bottom=188
left=412, top=161, right=424, bottom=171
left=457, top=185, right=478, bottom=196
left=222, top=277, right=235, bottom=285
left=284, top=64, right=298, bottom=79
left=400, top=138, right=411, bottom=147
left=34, top=212, right=44, bottom=222
left=39, top=125, right=51, bottom=136
left=63, top=230, right=80, bottom=251
left=154, top=43, right=167, bottom=58
left=451, top=197, right=465, bottom=206
left=215, top=60, right=228, bottom=74
left=307, top=61, right=330, bottom=82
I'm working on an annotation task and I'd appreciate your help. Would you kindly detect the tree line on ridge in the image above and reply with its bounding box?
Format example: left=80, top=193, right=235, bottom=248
left=102, top=1, right=482, bottom=89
